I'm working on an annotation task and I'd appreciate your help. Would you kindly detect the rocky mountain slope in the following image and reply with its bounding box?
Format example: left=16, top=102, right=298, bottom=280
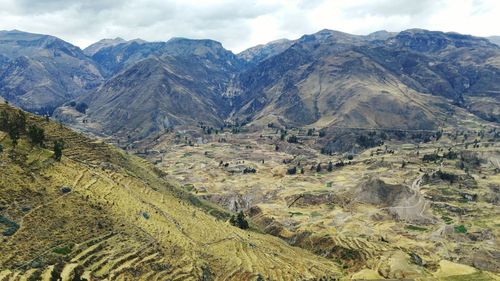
left=0, top=30, right=102, bottom=114
left=0, top=103, right=341, bottom=280
left=488, top=36, right=500, bottom=46
left=55, top=38, right=242, bottom=141
left=1, top=28, right=498, bottom=145
left=227, top=29, right=500, bottom=130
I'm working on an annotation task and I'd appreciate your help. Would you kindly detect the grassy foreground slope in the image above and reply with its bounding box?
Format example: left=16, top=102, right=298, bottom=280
left=0, top=104, right=340, bottom=281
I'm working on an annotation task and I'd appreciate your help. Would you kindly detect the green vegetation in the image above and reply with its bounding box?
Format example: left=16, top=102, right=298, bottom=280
left=53, top=139, right=64, bottom=161
left=230, top=211, right=249, bottom=229
left=441, top=216, right=453, bottom=224
left=0, top=215, right=19, bottom=236
left=52, top=243, right=75, bottom=255
left=287, top=135, right=298, bottom=143
left=310, top=211, right=321, bottom=218
left=27, top=124, right=45, bottom=146
left=0, top=109, right=27, bottom=147
left=454, top=225, right=467, bottom=234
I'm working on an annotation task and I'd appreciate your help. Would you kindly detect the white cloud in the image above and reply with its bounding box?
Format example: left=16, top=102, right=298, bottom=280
left=0, top=0, right=498, bottom=53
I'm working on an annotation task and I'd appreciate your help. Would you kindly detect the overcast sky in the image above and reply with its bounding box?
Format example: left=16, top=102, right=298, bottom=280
left=0, top=0, right=498, bottom=52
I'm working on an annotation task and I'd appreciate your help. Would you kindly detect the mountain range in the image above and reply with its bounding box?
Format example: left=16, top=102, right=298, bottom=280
left=0, top=29, right=499, bottom=142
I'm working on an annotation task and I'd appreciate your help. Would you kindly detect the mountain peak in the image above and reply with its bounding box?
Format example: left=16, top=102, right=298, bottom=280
left=388, top=28, right=497, bottom=52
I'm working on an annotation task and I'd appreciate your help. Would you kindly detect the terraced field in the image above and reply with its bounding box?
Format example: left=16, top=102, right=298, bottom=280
left=143, top=124, right=500, bottom=280
left=0, top=104, right=341, bottom=280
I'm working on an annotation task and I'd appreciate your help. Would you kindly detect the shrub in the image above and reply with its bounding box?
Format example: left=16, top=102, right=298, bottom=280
left=0, top=215, right=19, bottom=236
left=422, top=153, right=440, bottom=162
left=316, top=163, right=322, bottom=173
left=243, top=167, right=256, bottom=174
left=60, top=186, right=72, bottom=193
left=52, top=243, right=74, bottom=255
left=287, top=135, right=298, bottom=143
left=287, top=166, right=297, bottom=175
left=454, top=225, right=467, bottom=233
left=230, top=211, right=249, bottom=229
left=327, top=161, right=333, bottom=172
left=53, top=139, right=64, bottom=161
left=434, top=170, right=458, bottom=184
left=28, top=125, right=45, bottom=146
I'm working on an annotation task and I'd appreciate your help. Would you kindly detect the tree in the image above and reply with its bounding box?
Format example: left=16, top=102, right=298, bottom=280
left=316, top=163, right=322, bottom=173
left=287, top=166, right=297, bottom=175
left=8, top=126, right=20, bottom=147
left=27, top=125, right=45, bottom=146
left=4, top=111, right=26, bottom=147
left=319, top=129, right=326, bottom=137
left=327, top=161, right=333, bottom=172
left=53, top=139, right=64, bottom=161
left=287, top=135, right=298, bottom=143
left=0, top=110, right=8, bottom=131
left=230, top=211, right=249, bottom=229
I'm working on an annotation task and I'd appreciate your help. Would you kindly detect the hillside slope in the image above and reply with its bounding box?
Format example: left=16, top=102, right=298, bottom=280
left=227, top=29, right=500, bottom=129
left=0, top=30, right=102, bottom=114
left=0, top=104, right=341, bottom=280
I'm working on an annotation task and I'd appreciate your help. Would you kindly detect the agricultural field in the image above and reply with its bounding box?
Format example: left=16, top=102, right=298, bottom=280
left=140, top=123, right=500, bottom=280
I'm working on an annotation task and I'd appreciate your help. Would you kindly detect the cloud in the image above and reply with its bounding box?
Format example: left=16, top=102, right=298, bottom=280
left=0, top=0, right=498, bottom=53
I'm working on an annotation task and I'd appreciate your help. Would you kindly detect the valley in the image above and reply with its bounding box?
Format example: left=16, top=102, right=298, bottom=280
left=134, top=120, right=500, bottom=279
left=0, top=26, right=499, bottom=280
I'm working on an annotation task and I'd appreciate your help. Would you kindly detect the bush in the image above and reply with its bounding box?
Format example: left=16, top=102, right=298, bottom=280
left=287, top=166, right=297, bottom=175
left=0, top=215, right=19, bottom=236
left=52, top=243, right=74, bottom=255
left=316, top=163, right=322, bottom=173
left=454, top=225, right=467, bottom=233
left=434, top=170, right=458, bottom=183
left=28, top=125, right=45, bottom=146
left=230, top=211, right=249, bottom=229
left=327, top=161, right=333, bottom=172
left=60, top=186, right=72, bottom=193
left=243, top=167, right=256, bottom=174
left=53, top=139, right=64, bottom=161
left=287, top=135, right=298, bottom=143
left=422, top=153, right=440, bottom=162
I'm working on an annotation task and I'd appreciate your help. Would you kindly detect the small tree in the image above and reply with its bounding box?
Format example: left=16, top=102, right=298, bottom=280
left=287, top=166, right=297, bottom=175
left=236, top=211, right=249, bottom=229
left=53, top=139, right=64, bottom=161
left=316, top=163, right=322, bottom=173
left=287, top=135, right=298, bottom=143
left=327, top=161, right=333, bottom=172
left=230, top=211, right=249, bottom=229
left=27, top=125, right=45, bottom=146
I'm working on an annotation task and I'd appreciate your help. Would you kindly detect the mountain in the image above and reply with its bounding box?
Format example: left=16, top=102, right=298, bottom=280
left=83, top=37, right=128, bottom=56
left=55, top=38, right=243, bottom=140
left=488, top=36, right=500, bottom=46
left=0, top=30, right=102, bottom=114
left=238, top=38, right=294, bottom=64
left=0, top=103, right=341, bottom=280
left=226, top=29, right=500, bottom=130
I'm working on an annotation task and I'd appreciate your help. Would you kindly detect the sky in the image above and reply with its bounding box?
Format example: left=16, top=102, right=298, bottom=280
left=0, top=0, right=498, bottom=53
